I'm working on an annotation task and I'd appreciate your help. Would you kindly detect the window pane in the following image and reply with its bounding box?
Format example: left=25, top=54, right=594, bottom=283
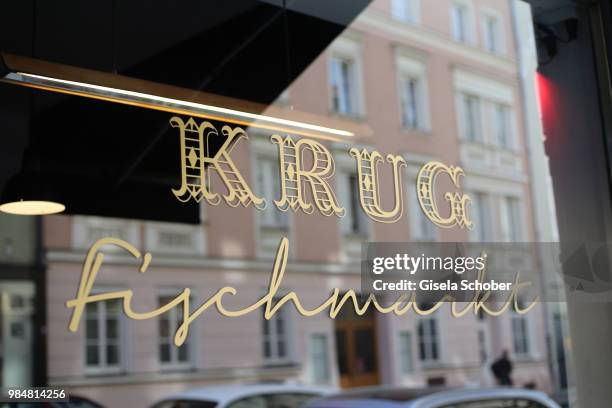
left=86, top=344, right=99, bottom=366
left=160, top=343, right=171, bottom=363
left=330, top=56, right=356, bottom=115
left=262, top=314, right=270, bottom=336
left=418, top=319, right=439, bottom=362
left=399, top=332, right=414, bottom=374
left=310, top=334, right=330, bottom=383
left=452, top=5, right=467, bottom=42
left=348, top=174, right=363, bottom=234
left=178, top=344, right=189, bottom=362
left=277, top=340, right=286, bottom=358
left=106, top=344, right=119, bottom=365
left=340, top=60, right=353, bottom=114
left=275, top=315, right=284, bottom=335
left=159, top=318, right=170, bottom=338
left=106, top=318, right=118, bottom=339
left=86, top=318, right=98, bottom=340
left=106, top=299, right=120, bottom=314
left=402, top=78, right=419, bottom=128
left=86, top=302, right=98, bottom=317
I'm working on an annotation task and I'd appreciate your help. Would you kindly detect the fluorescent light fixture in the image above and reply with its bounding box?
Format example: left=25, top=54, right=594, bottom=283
left=0, top=200, right=65, bottom=216
left=1, top=68, right=355, bottom=140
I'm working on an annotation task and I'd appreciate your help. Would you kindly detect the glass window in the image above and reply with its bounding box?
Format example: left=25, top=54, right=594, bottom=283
left=500, top=197, right=523, bottom=242
left=418, top=318, right=440, bottom=362
left=400, top=77, right=422, bottom=129
left=469, top=192, right=492, bottom=242
left=263, top=393, right=321, bottom=408
left=151, top=401, right=218, bottom=408
left=262, top=298, right=290, bottom=363
left=158, top=294, right=191, bottom=368
left=391, top=0, right=418, bottom=24
left=0, top=0, right=580, bottom=403
left=339, top=173, right=368, bottom=236
left=478, top=328, right=488, bottom=364
left=493, top=103, right=512, bottom=148
left=226, top=393, right=320, bottom=408
left=310, top=334, right=330, bottom=383
left=398, top=331, right=415, bottom=374
left=330, top=56, right=357, bottom=116
left=461, top=94, right=482, bottom=141
left=226, top=396, right=267, bottom=408
left=512, top=308, right=530, bottom=357
left=451, top=4, right=470, bottom=43
left=410, top=181, right=437, bottom=241
left=439, top=399, right=547, bottom=408
left=483, top=15, right=502, bottom=54
left=85, top=298, right=122, bottom=373
left=256, top=157, right=288, bottom=229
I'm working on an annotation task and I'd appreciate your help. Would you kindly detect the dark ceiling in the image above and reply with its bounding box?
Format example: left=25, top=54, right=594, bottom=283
left=0, top=0, right=370, bottom=223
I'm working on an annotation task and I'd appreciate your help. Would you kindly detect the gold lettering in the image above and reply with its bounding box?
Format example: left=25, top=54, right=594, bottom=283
left=271, top=135, right=345, bottom=217
left=171, top=116, right=264, bottom=209
left=350, top=148, right=406, bottom=223
left=416, top=161, right=472, bottom=229
left=66, top=237, right=537, bottom=347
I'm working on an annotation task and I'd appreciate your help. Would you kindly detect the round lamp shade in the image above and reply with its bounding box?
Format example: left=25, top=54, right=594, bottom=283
left=0, top=174, right=66, bottom=216
left=0, top=200, right=65, bottom=215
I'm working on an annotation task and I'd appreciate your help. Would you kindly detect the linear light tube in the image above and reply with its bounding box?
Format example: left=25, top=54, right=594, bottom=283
left=2, top=71, right=355, bottom=140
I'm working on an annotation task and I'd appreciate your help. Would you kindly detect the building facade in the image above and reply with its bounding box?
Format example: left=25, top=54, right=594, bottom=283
left=43, top=0, right=554, bottom=407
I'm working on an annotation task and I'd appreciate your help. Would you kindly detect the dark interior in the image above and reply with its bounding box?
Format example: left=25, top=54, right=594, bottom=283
left=0, top=0, right=370, bottom=223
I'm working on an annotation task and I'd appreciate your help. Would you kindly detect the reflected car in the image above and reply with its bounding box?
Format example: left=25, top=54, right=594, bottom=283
left=150, top=383, right=335, bottom=408
left=304, top=387, right=561, bottom=408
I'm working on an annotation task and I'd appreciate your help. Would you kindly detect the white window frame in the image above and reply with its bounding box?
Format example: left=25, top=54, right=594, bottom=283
left=251, top=138, right=294, bottom=260
left=500, top=196, right=524, bottom=242
left=328, top=36, right=365, bottom=118
left=309, top=333, right=331, bottom=384
left=408, top=178, right=437, bottom=241
left=262, top=297, right=293, bottom=365
left=481, top=9, right=506, bottom=55
left=454, top=69, right=517, bottom=148
left=477, top=326, right=490, bottom=364
left=157, top=289, right=194, bottom=370
left=459, top=93, right=483, bottom=142
left=511, top=313, right=531, bottom=357
left=255, top=155, right=290, bottom=230
left=396, top=52, right=430, bottom=132
left=84, top=292, right=125, bottom=375
left=337, top=170, right=369, bottom=237
left=417, top=317, right=441, bottom=364
left=491, top=102, right=514, bottom=149
left=469, top=191, right=493, bottom=242
left=397, top=331, right=415, bottom=375
left=335, top=149, right=372, bottom=262
left=450, top=0, right=475, bottom=44
left=391, top=0, right=421, bottom=24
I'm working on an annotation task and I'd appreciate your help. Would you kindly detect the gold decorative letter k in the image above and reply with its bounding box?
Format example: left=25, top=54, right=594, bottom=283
left=171, top=116, right=264, bottom=209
